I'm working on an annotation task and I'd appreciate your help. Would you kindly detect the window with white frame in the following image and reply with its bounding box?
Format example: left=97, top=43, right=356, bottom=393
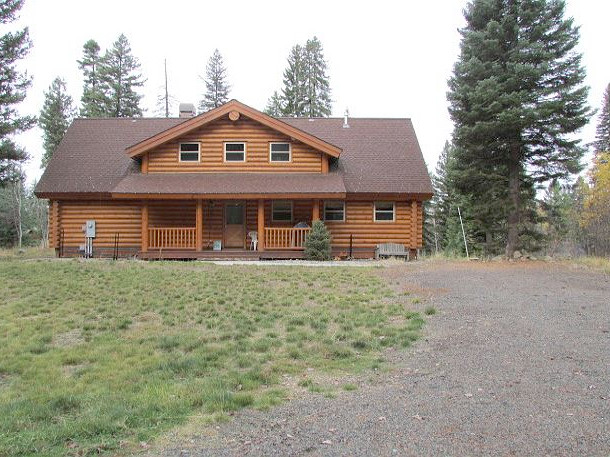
left=272, top=201, right=293, bottom=222
left=270, top=142, right=291, bottom=162
left=179, top=142, right=200, bottom=162
left=374, top=201, right=395, bottom=222
left=324, top=200, right=345, bottom=221
left=224, top=142, right=246, bottom=162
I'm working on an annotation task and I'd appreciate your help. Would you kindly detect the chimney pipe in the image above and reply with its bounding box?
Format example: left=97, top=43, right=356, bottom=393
left=343, top=108, right=350, bottom=128
left=179, top=103, right=196, bottom=118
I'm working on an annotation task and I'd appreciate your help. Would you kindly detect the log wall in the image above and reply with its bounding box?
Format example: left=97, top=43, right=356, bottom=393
left=51, top=200, right=141, bottom=256
left=325, top=200, right=423, bottom=253
left=48, top=198, right=424, bottom=257
left=147, top=115, right=323, bottom=173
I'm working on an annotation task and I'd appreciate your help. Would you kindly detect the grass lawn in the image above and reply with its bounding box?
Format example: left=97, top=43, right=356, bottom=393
left=0, top=259, right=424, bottom=456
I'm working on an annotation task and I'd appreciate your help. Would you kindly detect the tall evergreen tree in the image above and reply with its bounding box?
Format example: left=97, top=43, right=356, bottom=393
left=280, top=44, right=306, bottom=116
left=430, top=142, right=453, bottom=250
left=199, top=49, right=230, bottom=112
left=0, top=0, right=35, bottom=184
left=278, top=38, right=332, bottom=117
left=39, top=77, right=75, bottom=167
left=99, top=34, right=145, bottom=117
left=264, top=91, right=284, bottom=117
left=77, top=39, right=106, bottom=117
left=594, top=83, right=610, bottom=154
left=302, top=37, right=332, bottom=117
left=448, top=0, right=591, bottom=257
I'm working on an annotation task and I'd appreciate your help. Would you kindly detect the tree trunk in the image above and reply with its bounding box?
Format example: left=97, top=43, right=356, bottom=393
left=485, top=229, right=492, bottom=257
left=506, top=146, right=521, bottom=258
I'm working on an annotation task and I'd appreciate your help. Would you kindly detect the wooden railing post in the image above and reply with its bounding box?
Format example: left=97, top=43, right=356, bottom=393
left=196, top=200, right=203, bottom=251
left=257, top=199, right=265, bottom=251
left=141, top=202, right=149, bottom=253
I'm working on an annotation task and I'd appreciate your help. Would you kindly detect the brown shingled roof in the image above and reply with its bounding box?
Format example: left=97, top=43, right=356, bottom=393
left=35, top=108, right=432, bottom=198
left=35, top=117, right=186, bottom=196
left=280, top=117, right=432, bottom=195
left=112, top=172, right=346, bottom=197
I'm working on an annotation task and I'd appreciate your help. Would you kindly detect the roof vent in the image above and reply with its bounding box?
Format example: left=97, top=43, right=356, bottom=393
left=179, top=103, right=196, bottom=118
left=343, top=108, right=350, bottom=128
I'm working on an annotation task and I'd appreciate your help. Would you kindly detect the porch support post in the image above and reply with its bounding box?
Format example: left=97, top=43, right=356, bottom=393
left=257, top=199, right=265, bottom=251
left=196, top=199, right=203, bottom=251
left=141, top=202, right=149, bottom=253
left=312, top=199, right=320, bottom=222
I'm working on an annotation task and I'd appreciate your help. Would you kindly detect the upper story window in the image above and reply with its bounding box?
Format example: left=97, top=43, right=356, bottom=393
left=272, top=201, right=293, bottom=222
left=179, top=142, right=200, bottom=162
left=374, top=201, right=395, bottom=222
left=324, top=201, right=345, bottom=222
left=270, top=142, right=291, bottom=162
left=224, top=142, right=246, bottom=162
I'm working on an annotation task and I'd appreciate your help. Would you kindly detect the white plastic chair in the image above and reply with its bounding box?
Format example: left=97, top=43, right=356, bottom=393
left=248, top=231, right=258, bottom=250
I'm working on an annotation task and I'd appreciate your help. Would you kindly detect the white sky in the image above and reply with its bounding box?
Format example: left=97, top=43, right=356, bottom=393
left=9, top=0, right=610, bottom=184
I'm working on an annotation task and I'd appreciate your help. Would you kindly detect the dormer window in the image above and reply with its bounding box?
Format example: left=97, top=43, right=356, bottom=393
left=179, top=142, right=200, bottom=162
left=224, top=142, right=246, bottom=162
left=270, top=142, right=291, bottom=162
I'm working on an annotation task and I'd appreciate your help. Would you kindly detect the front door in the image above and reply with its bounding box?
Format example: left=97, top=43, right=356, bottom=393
left=224, top=202, right=245, bottom=248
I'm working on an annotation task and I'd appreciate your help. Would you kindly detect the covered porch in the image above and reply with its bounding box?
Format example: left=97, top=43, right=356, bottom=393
left=139, top=198, right=324, bottom=257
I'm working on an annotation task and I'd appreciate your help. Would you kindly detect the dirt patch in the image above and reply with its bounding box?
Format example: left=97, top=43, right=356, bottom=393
left=52, top=329, right=84, bottom=348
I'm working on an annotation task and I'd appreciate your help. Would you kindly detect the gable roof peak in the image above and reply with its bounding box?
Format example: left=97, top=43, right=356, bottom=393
left=125, top=99, right=342, bottom=158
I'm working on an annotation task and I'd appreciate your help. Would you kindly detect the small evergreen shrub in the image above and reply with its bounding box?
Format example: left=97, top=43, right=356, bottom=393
left=304, top=221, right=332, bottom=261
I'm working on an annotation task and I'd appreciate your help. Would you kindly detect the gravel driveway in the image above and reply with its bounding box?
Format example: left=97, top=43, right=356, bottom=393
left=155, top=261, right=610, bottom=456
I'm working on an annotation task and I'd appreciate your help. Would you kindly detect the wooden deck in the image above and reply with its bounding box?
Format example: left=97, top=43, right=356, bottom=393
left=138, top=249, right=305, bottom=260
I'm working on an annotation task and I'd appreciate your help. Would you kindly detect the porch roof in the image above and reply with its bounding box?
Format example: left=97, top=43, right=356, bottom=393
left=111, top=172, right=346, bottom=198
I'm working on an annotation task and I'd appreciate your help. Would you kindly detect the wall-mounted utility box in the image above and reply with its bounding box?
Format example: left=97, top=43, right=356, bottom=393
left=85, top=220, right=96, bottom=238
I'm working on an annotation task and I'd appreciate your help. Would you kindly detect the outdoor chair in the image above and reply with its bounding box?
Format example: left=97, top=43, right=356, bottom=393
left=248, top=231, right=258, bottom=250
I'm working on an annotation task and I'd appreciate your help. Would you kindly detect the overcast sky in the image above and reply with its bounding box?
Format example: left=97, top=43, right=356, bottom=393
left=10, top=0, right=610, bottom=184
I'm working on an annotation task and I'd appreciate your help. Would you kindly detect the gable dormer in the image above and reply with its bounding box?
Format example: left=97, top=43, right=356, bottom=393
left=127, top=100, right=341, bottom=175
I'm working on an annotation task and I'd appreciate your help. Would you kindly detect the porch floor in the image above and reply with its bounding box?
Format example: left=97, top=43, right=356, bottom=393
left=138, top=249, right=305, bottom=260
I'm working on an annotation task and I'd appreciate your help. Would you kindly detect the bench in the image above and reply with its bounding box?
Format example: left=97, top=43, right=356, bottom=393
left=375, top=243, right=409, bottom=260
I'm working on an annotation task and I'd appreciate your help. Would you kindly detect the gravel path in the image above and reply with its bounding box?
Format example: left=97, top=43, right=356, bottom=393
left=155, top=261, right=610, bottom=456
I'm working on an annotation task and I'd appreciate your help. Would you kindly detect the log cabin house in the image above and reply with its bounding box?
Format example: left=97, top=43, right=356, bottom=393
left=35, top=100, right=432, bottom=259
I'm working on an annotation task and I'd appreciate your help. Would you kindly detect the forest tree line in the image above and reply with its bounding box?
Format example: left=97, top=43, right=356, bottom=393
left=0, top=0, right=331, bottom=248
left=0, top=0, right=608, bottom=258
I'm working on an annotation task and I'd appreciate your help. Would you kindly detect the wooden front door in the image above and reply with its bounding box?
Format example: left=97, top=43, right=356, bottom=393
left=224, top=202, right=245, bottom=248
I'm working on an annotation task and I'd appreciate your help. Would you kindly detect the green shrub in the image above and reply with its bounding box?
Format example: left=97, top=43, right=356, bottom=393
left=304, top=220, right=332, bottom=261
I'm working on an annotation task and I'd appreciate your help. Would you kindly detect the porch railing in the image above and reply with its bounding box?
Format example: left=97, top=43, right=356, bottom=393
left=264, top=227, right=311, bottom=250
left=149, top=227, right=196, bottom=249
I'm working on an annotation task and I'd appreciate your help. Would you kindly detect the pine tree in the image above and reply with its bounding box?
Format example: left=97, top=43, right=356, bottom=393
left=302, top=37, right=332, bottom=117
left=99, top=34, right=145, bottom=117
left=429, top=142, right=453, bottom=250
left=77, top=39, right=106, bottom=117
left=594, top=83, right=610, bottom=154
left=199, top=49, right=230, bottom=112
left=448, top=0, right=591, bottom=257
left=278, top=38, right=332, bottom=117
left=304, top=220, right=332, bottom=260
left=39, top=77, right=75, bottom=167
left=264, top=91, right=284, bottom=117
left=0, top=0, right=35, bottom=184
left=280, top=44, right=306, bottom=116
